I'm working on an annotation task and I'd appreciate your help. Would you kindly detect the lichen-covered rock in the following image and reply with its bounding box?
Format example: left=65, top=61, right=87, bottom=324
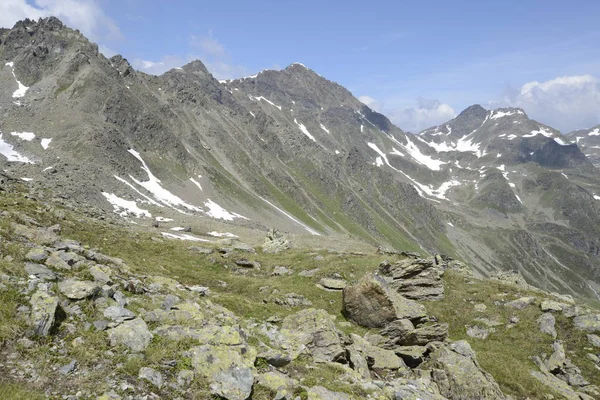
left=342, top=274, right=426, bottom=328
left=89, top=264, right=112, bottom=284
left=107, top=318, right=153, bottom=352
left=348, top=334, right=407, bottom=373
left=153, top=324, right=245, bottom=346
left=424, top=340, right=506, bottom=399
left=24, top=262, right=57, bottom=281
left=587, top=334, right=600, bottom=347
left=103, top=306, right=136, bottom=323
left=189, top=344, right=256, bottom=400
left=318, top=277, right=347, bottom=290
left=58, top=279, right=100, bottom=300
left=45, top=252, right=71, bottom=270
left=25, top=247, right=48, bottom=262
left=380, top=319, right=448, bottom=347
left=256, top=371, right=298, bottom=396
left=30, top=284, right=63, bottom=336
left=280, top=308, right=345, bottom=362
left=541, top=300, right=567, bottom=312
left=573, top=314, right=600, bottom=332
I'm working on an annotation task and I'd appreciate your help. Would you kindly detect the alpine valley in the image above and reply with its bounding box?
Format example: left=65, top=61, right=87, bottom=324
left=1, top=17, right=600, bottom=400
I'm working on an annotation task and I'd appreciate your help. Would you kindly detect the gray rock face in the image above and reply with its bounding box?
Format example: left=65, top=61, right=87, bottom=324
left=541, top=300, right=567, bottom=312
left=379, top=258, right=445, bottom=301
left=380, top=319, right=448, bottom=347
left=29, top=285, right=63, bottom=336
left=107, top=318, right=153, bottom=352
left=25, top=248, right=48, bottom=262
left=306, top=386, right=351, bottom=400
left=424, top=340, right=506, bottom=399
left=211, top=366, right=254, bottom=400
left=587, top=334, right=600, bottom=347
left=466, top=325, right=495, bottom=339
left=342, top=273, right=426, bottom=328
left=58, top=279, right=100, bottom=300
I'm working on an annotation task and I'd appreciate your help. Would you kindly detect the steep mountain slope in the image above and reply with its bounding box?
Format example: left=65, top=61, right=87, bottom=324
left=1, top=17, right=600, bottom=300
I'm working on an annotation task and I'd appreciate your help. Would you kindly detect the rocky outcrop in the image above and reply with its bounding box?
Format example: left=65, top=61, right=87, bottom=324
left=378, top=257, right=445, bottom=301
left=262, top=229, right=292, bottom=254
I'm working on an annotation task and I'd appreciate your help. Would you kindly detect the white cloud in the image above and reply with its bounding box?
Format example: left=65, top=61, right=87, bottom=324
left=358, top=95, right=383, bottom=112
left=0, top=0, right=121, bottom=42
left=132, top=55, right=189, bottom=76
left=365, top=96, right=455, bottom=133
left=496, top=74, right=600, bottom=132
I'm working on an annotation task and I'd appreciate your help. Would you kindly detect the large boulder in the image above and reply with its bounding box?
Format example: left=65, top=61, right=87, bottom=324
left=280, top=308, right=345, bottom=362
left=342, top=274, right=426, bottom=328
left=379, top=258, right=445, bottom=301
left=58, top=279, right=100, bottom=300
left=424, top=341, right=506, bottom=399
left=379, top=319, right=449, bottom=347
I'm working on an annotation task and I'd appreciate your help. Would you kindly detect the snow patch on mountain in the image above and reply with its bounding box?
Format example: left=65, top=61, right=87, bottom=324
left=294, top=119, right=316, bottom=142
left=589, top=128, right=600, bottom=136
left=490, top=109, right=524, bottom=120
left=524, top=127, right=553, bottom=138
left=249, top=95, right=282, bottom=110
left=400, top=136, right=446, bottom=170
left=204, top=199, right=248, bottom=221
left=0, top=133, right=33, bottom=163
left=5, top=62, right=29, bottom=98
left=161, top=232, right=210, bottom=242
left=367, top=142, right=397, bottom=171
left=41, top=138, right=52, bottom=150
left=127, top=149, right=201, bottom=213
left=320, top=123, right=330, bottom=134
left=190, top=177, right=203, bottom=192
left=10, top=132, right=35, bottom=141
left=207, top=231, right=238, bottom=238
left=554, top=137, right=571, bottom=146
left=102, top=192, right=151, bottom=218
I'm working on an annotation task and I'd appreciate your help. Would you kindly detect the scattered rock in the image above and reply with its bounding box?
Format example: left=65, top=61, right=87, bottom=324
left=272, top=292, right=312, bottom=308
left=342, top=273, right=426, bottom=328
left=393, top=345, right=428, bottom=368
left=541, top=300, right=567, bottom=312
left=107, top=318, right=153, bottom=352
left=103, top=306, right=136, bottom=323
left=45, top=252, right=71, bottom=270
left=271, top=266, right=293, bottom=276
left=58, top=279, right=100, bottom=300
left=474, top=303, right=487, bottom=312
left=58, top=360, right=77, bottom=375
left=89, top=265, right=112, bottom=284
left=467, top=325, right=495, bottom=339
left=139, top=367, right=162, bottom=388
left=176, top=370, right=194, bottom=389
left=318, top=277, right=347, bottom=291
left=506, top=296, right=536, bottom=310
left=235, top=259, right=261, bottom=269
left=573, top=314, right=600, bottom=332
left=188, top=246, right=214, bottom=254
left=298, top=268, right=320, bottom=277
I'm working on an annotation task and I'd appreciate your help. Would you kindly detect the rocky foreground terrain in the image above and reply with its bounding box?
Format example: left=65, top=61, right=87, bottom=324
left=1, top=176, right=600, bottom=400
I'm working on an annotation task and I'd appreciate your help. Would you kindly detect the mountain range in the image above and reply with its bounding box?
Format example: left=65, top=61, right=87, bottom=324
left=1, top=16, right=600, bottom=300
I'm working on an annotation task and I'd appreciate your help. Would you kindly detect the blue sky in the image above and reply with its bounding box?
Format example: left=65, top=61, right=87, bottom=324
left=2, top=0, right=600, bottom=132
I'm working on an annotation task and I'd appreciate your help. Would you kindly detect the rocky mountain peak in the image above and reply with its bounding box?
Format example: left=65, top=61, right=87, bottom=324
left=181, top=59, right=211, bottom=75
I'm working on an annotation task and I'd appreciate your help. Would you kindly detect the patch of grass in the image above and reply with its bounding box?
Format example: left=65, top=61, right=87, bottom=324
left=0, top=286, right=28, bottom=344
left=0, top=381, right=45, bottom=400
